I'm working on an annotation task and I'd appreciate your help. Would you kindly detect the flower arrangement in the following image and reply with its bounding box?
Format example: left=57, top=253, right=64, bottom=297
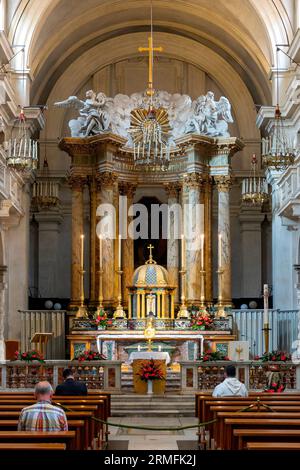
left=265, top=381, right=285, bottom=393
left=190, top=310, right=214, bottom=330
left=94, top=310, right=113, bottom=329
left=137, top=359, right=165, bottom=381
left=200, top=350, right=230, bottom=361
left=255, top=350, right=291, bottom=362
left=74, top=350, right=107, bottom=361
left=13, top=350, right=45, bottom=363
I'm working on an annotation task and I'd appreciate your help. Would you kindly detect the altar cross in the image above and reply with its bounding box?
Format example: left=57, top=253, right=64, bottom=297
left=146, top=243, right=156, bottom=264
left=138, top=35, right=163, bottom=97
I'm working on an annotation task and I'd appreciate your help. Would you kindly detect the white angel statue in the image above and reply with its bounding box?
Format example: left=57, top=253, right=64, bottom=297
left=54, top=90, right=112, bottom=137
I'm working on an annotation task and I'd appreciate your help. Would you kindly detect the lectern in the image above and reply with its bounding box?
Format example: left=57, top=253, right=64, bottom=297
left=31, top=332, right=53, bottom=358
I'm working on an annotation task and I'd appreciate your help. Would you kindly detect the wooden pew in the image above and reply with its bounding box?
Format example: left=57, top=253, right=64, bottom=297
left=0, top=431, right=76, bottom=449
left=247, top=442, right=300, bottom=450
left=0, top=411, right=94, bottom=450
left=233, top=429, right=300, bottom=450
left=223, top=418, right=300, bottom=450
left=0, top=443, right=66, bottom=450
left=0, top=419, right=85, bottom=450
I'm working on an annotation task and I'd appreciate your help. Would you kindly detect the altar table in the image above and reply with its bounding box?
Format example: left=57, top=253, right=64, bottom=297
left=130, top=351, right=170, bottom=394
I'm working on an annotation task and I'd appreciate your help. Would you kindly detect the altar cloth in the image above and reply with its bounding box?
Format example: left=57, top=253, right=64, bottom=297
left=128, top=351, right=171, bottom=364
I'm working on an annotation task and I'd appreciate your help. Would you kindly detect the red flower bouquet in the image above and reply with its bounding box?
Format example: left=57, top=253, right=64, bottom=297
left=265, top=382, right=285, bottom=393
left=200, top=350, right=230, bottom=361
left=137, top=359, right=165, bottom=381
left=13, top=350, right=45, bottom=363
left=74, top=350, right=107, bottom=361
left=256, top=350, right=291, bottom=362
left=190, top=311, right=214, bottom=330
left=94, top=310, right=112, bottom=329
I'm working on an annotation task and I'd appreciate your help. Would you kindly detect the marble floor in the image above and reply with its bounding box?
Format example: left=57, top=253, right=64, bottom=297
left=108, top=417, right=199, bottom=450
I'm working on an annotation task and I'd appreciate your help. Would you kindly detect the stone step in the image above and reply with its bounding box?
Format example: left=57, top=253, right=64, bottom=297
left=111, top=393, right=195, bottom=417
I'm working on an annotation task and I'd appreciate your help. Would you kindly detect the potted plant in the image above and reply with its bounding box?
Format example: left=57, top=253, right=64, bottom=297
left=137, top=359, right=165, bottom=394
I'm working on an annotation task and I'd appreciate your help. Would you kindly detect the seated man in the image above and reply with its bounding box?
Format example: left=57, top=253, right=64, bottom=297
left=212, top=364, right=248, bottom=397
left=55, top=368, right=88, bottom=396
left=18, top=381, right=68, bottom=431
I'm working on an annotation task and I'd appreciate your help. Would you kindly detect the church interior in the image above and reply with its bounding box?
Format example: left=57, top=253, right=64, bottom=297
left=0, top=0, right=300, bottom=453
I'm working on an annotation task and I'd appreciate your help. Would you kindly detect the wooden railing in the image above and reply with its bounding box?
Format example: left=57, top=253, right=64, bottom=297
left=180, top=361, right=300, bottom=392
left=0, top=360, right=122, bottom=392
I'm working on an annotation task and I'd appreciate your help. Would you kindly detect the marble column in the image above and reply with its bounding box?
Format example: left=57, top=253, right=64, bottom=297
left=119, top=182, right=136, bottom=307
left=35, top=211, right=63, bottom=298
left=239, top=206, right=265, bottom=298
left=182, top=173, right=204, bottom=305
left=96, top=172, right=117, bottom=307
left=204, top=176, right=213, bottom=304
left=69, top=176, right=86, bottom=307
left=164, top=182, right=180, bottom=303
left=0, top=266, right=7, bottom=360
left=89, top=178, right=97, bottom=303
left=215, top=175, right=232, bottom=306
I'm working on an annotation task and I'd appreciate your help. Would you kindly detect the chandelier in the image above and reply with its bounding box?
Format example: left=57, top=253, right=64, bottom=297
left=242, top=154, right=269, bottom=205
left=261, top=48, right=295, bottom=170
left=32, top=158, right=59, bottom=210
left=128, top=1, right=171, bottom=169
left=7, top=108, right=38, bottom=172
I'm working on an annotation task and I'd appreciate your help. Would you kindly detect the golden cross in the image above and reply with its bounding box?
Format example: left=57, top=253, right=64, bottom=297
left=138, top=36, right=163, bottom=97
left=147, top=243, right=154, bottom=259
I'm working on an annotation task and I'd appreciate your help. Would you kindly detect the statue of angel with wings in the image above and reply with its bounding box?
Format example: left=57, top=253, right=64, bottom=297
left=54, top=90, right=112, bottom=137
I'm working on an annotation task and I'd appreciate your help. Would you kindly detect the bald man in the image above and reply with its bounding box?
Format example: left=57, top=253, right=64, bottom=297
left=18, top=381, right=68, bottom=431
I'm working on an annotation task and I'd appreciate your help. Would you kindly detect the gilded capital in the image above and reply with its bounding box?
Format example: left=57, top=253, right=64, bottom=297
left=119, top=181, right=137, bottom=198
left=182, top=172, right=204, bottom=189
left=96, top=171, right=117, bottom=189
left=164, top=182, right=180, bottom=199
left=67, top=174, right=87, bottom=191
left=214, top=175, right=232, bottom=192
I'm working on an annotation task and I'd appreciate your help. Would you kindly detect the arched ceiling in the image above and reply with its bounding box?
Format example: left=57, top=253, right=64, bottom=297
left=8, top=0, right=294, bottom=109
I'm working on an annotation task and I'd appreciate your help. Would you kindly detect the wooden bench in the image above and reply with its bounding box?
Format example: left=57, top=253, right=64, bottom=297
left=0, top=431, right=76, bottom=449
left=223, top=418, right=300, bottom=450
left=247, top=442, right=300, bottom=451
left=0, top=443, right=66, bottom=450
left=233, top=429, right=300, bottom=450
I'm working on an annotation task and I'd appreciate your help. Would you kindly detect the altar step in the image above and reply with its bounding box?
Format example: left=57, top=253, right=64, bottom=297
left=111, top=393, right=195, bottom=417
left=121, top=368, right=181, bottom=393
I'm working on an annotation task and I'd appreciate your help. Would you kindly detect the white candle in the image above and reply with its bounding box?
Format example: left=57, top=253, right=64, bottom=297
left=218, top=233, right=222, bottom=268
left=201, top=233, right=204, bottom=270
left=80, top=234, right=84, bottom=270
left=118, top=234, right=121, bottom=270
left=99, top=234, right=102, bottom=270
left=138, top=345, right=141, bottom=351
left=158, top=345, right=161, bottom=352
left=181, top=233, right=185, bottom=270
left=263, top=284, right=269, bottom=324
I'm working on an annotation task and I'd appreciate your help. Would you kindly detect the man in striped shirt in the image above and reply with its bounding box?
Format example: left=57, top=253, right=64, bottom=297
left=18, top=381, right=68, bottom=431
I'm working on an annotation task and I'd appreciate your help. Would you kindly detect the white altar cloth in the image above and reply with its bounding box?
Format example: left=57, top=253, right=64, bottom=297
left=128, top=351, right=171, bottom=365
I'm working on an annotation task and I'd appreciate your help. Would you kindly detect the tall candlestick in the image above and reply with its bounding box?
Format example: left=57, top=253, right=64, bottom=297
left=118, top=234, right=121, bottom=270
left=181, top=233, right=185, bottom=269
left=99, top=234, right=102, bottom=270
left=80, top=234, right=84, bottom=270
left=218, top=233, right=222, bottom=268
left=201, top=233, right=204, bottom=270
left=263, top=284, right=269, bottom=324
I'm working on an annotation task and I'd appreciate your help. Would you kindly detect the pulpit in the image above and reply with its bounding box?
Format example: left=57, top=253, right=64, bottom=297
left=129, top=351, right=170, bottom=394
left=31, top=332, right=53, bottom=358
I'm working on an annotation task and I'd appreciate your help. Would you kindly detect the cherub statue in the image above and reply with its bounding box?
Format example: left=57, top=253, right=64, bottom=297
left=54, top=90, right=112, bottom=137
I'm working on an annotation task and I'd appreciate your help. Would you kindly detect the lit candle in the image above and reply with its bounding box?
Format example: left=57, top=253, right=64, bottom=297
left=201, top=233, right=204, bottom=270
left=263, top=284, right=269, bottom=324
left=118, top=234, right=121, bottom=270
left=181, top=233, right=185, bottom=269
left=99, top=234, right=102, bottom=270
left=218, top=233, right=222, bottom=269
left=80, top=234, right=84, bottom=270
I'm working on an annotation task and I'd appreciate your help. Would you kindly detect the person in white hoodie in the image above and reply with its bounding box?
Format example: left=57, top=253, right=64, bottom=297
left=212, top=364, right=248, bottom=397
